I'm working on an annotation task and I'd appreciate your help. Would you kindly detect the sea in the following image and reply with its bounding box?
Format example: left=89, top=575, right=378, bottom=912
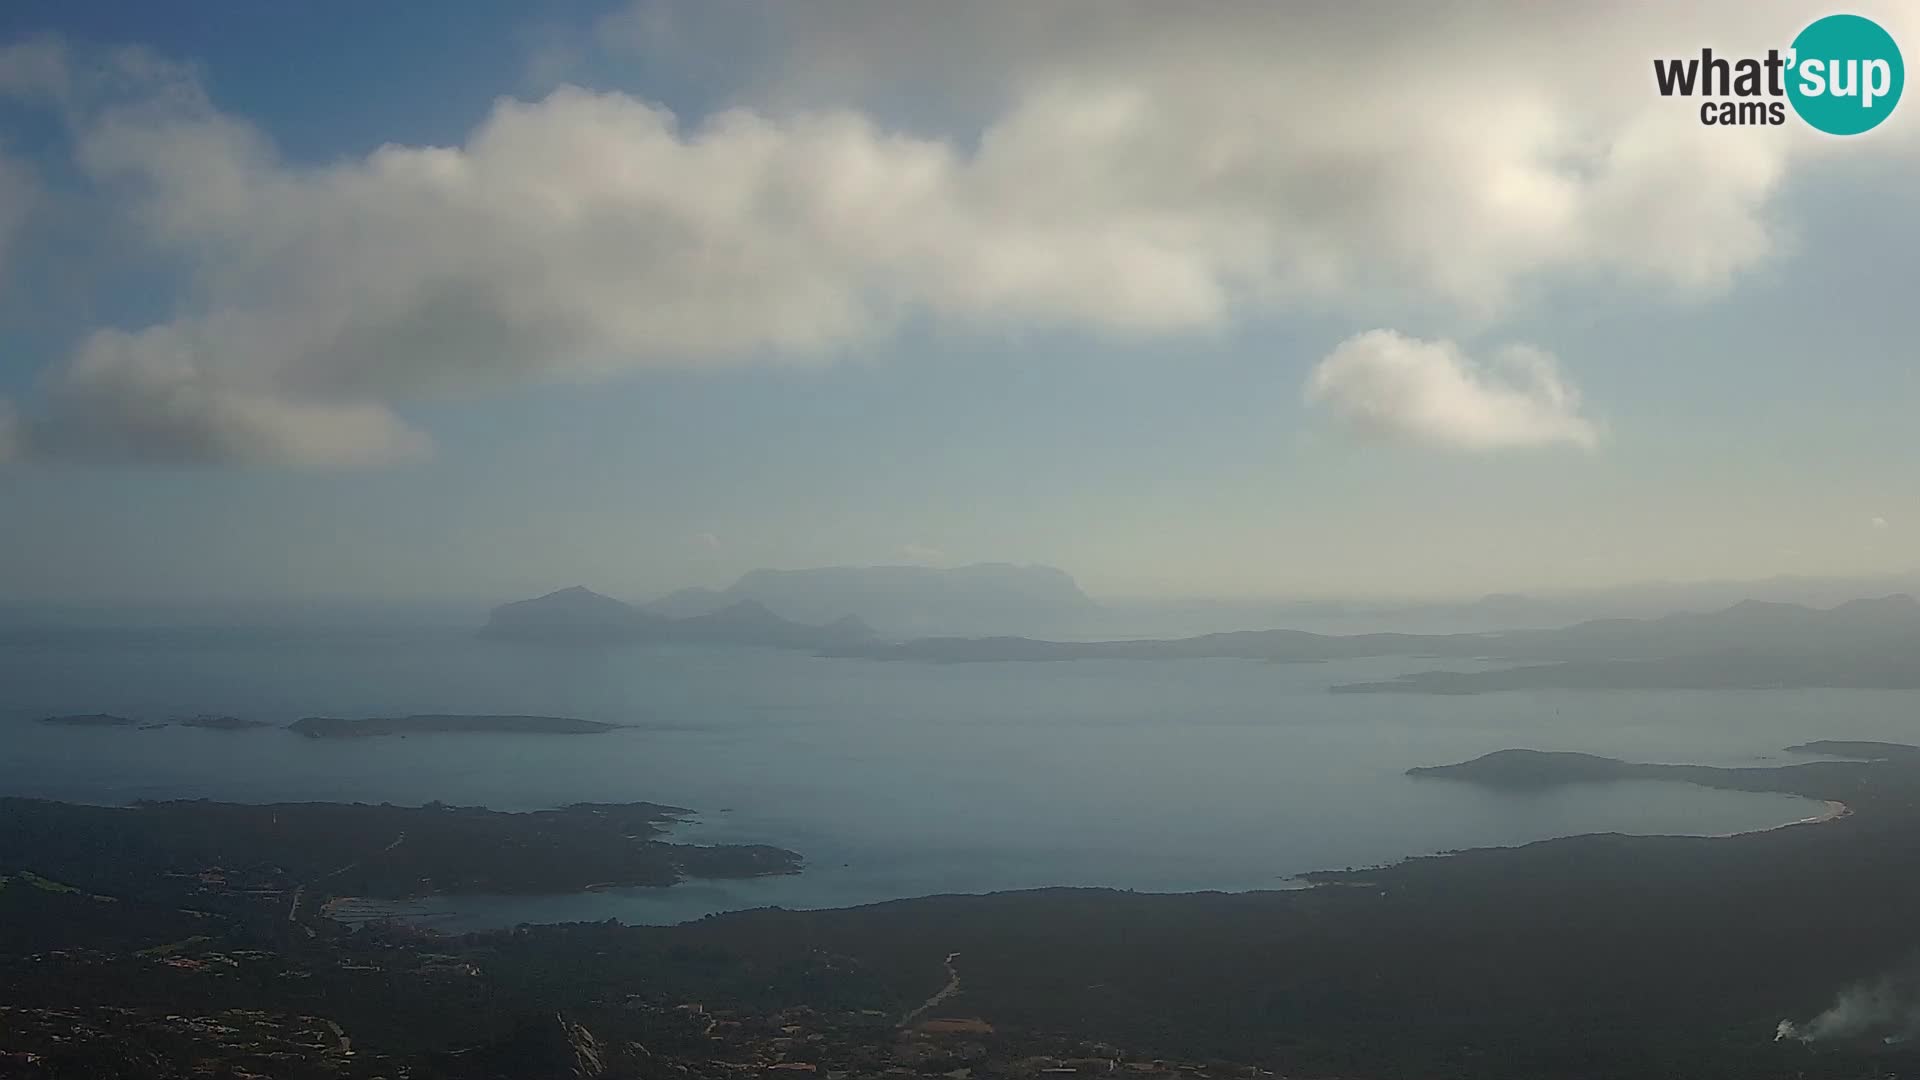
left=3, top=626, right=1912, bottom=930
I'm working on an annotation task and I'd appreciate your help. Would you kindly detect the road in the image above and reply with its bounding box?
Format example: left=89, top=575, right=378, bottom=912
left=286, top=832, right=407, bottom=933
left=899, top=951, right=962, bottom=1026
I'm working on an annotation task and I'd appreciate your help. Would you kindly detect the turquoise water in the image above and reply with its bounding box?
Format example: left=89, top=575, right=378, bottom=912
left=2, top=628, right=1910, bottom=927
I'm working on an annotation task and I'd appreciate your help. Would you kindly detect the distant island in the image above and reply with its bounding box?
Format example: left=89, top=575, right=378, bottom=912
left=484, top=586, right=875, bottom=649
left=37, top=713, right=135, bottom=727
left=492, top=582, right=1920, bottom=691
left=835, top=594, right=1920, bottom=694
left=828, top=626, right=1471, bottom=663
left=289, top=714, right=620, bottom=738
left=1783, top=740, right=1920, bottom=761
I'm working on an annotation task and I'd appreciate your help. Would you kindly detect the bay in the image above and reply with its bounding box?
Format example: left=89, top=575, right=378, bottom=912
left=2, top=627, right=1905, bottom=928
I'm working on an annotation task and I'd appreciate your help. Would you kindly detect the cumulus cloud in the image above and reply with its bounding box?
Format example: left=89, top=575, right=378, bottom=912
left=31, top=327, right=429, bottom=466
left=16, top=55, right=1290, bottom=465
left=603, top=0, right=1920, bottom=297
left=1305, top=330, right=1600, bottom=452
left=3, top=2, right=1915, bottom=466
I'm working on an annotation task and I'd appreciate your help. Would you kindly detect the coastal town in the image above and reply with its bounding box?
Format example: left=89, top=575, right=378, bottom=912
left=1, top=907, right=1282, bottom=1080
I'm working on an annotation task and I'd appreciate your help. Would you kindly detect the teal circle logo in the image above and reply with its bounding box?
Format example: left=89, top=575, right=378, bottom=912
left=1787, top=14, right=1903, bottom=135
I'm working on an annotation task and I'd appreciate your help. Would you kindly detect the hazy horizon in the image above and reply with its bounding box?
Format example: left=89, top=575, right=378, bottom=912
left=10, top=561, right=1920, bottom=640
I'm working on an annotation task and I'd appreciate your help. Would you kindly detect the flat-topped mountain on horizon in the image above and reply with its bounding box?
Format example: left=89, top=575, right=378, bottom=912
left=483, top=586, right=875, bottom=649
left=645, top=562, right=1100, bottom=635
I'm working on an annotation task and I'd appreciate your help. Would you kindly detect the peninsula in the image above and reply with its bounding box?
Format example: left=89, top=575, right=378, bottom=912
left=0, top=796, right=799, bottom=901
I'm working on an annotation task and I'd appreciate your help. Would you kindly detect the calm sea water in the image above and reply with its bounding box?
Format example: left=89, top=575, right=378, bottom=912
left=2, top=627, right=1911, bottom=928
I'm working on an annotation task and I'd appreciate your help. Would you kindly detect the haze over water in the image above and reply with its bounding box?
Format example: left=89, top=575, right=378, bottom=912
left=4, top=628, right=1907, bottom=927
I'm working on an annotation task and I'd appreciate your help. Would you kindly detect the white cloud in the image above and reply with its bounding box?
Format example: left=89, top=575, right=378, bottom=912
left=1305, top=330, right=1600, bottom=452
left=603, top=1, right=1919, bottom=297
left=1871, top=516, right=1891, bottom=530
left=18, top=63, right=1290, bottom=465
left=31, top=326, right=429, bottom=466
left=4, top=2, right=1916, bottom=466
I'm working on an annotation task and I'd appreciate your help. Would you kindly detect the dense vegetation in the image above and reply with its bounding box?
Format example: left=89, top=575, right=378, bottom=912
left=6, top=747, right=1920, bottom=1078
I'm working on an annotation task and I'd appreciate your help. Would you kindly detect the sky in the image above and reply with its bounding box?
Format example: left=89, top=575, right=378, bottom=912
left=0, top=0, right=1916, bottom=607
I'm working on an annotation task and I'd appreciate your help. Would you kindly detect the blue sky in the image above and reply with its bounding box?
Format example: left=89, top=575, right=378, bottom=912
left=0, top=2, right=1916, bottom=606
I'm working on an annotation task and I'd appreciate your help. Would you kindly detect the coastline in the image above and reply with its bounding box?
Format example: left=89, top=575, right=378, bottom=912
left=345, top=783, right=1848, bottom=932
left=4, top=734, right=1885, bottom=935
left=1803, top=798, right=1851, bottom=826
left=1695, top=796, right=1849, bottom=840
